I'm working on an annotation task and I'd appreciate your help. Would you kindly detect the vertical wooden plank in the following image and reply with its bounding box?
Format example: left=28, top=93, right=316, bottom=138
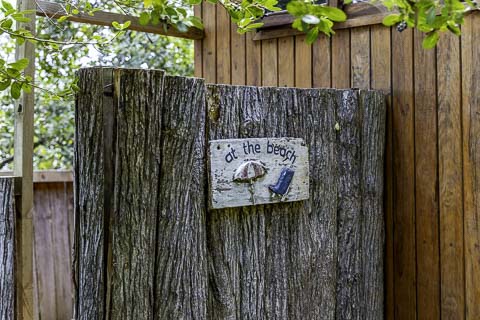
left=75, top=68, right=110, bottom=320
left=109, top=69, right=164, bottom=319
left=371, top=24, right=393, bottom=319
left=0, top=178, right=15, bottom=320
left=462, top=13, right=480, bottom=320
left=231, top=24, right=246, bottom=85
left=295, top=35, right=312, bottom=88
left=350, top=26, right=370, bottom=89
left=246, top=32, right=262, bottom=86
left=360, top=91, right=387, bottom=320
left=312, top=35, right=331, bottom=88
left=332, top=29, right=350, bottom=88
left=335, top=91, right=363, bottom=320
left=261, top=39, right=278, bottom=86
left=392, top=28, right=416, bottom=320
left=33, top=183, right=74, bottom=320
left=202, top=2, right=216, bottom=83
left=413, top=29, right=440, bottom=320
left=14, top=0, right=35, bottom=317
left=216, top=6, right=231, bottom=84
left=194, top=4, right=203, bottom=78
left=278, top=37, right=294, bottom=87
left=437, top=29, right=465, bottom=320
left=154, top=76, right=207, bottom=319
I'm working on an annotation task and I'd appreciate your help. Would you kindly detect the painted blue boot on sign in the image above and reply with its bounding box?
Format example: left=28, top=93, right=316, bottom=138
left=269, top=167, right=295, bottom=196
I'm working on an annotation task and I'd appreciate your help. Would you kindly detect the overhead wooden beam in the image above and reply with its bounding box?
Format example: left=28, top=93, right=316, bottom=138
left=14, top=0, right=36, bottom=317
left=35, top=0, right=204, bottom=40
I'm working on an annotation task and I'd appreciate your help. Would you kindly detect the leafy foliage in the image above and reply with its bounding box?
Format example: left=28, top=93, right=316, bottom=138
left=382, top=0, right=476, bottom=48
left=0, top=15, right=193, bottom=170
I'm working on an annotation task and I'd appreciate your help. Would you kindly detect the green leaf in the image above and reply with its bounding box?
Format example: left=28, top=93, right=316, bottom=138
left=319, top=7, right=347, bottom=22
left=0, top=78, right=11, bottom=91
left=306, top=27, right=319, bottom=44
left=11, top=81, right=21, bottom=99
left=57, top=15, right=70, bottom=23
left=187, top=16, right=204, bottom=30
left=1, top=19, right=13, bottom=29
left=244, top=22, right=264, bottom=30
left=287, top=1, right=307, bottom=16
left=383, top=14, right=402, bottom=26
left=139, top=12, right=150, bottom=25
left=112, top=21, right=130, bottom=30
left=12, top=14, right=31, bottom=23
left=423, top=31, right=440, bottom=49
left=1, top=0, right=13, bottom=11
left=9, top=58, right=29, bottom=71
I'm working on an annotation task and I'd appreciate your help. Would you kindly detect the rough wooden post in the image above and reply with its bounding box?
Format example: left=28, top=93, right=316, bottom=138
left=206, top=86, right=386, bottom=319
left=0, top=177, right=15, bottom=320
left=206, top=86, right=339, bottom=319
left=74, top=68, right=111, bottom=320
left=75, top=68, right=207, bottom=319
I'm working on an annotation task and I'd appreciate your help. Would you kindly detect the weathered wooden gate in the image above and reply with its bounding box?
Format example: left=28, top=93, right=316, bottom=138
left=74, top=67, right=386, bottom=320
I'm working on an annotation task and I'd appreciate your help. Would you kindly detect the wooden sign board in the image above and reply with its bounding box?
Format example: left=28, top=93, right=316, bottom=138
left=209, top=138, right=309, bottom=209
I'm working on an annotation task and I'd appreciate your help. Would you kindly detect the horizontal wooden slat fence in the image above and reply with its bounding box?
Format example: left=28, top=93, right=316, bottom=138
left=194, top=8, right=480, bottom=320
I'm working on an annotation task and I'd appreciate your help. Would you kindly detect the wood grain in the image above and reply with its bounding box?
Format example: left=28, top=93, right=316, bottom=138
left=350, top=26, right=370, bottom=89
left=392, top=28, right=416, bottom=320
left=332, top=29, right=351, bottom=88
left=14, top=0, right=35, bottom=317
left=74, top=68, right=109, bottom=320
left=312, top=35, right=331, bottom=88
left=261, top=39, right=278, bottom=86
left=33, top=182, right=74, bottom=320
left=216, top=7, right=231, bottom=84
left=231, top=24, right=246, bottom=85
left=246, top=31, right=262, bottom=86
left=154, top=75, right=207, bottom=320
left=462, top=13, right=480, bottom=320
left=335, top=90, right=363, bottom=320
left=202, top=2, right=216, bottom=83
left=0, top=178, right=15, bottom=320
left=370, top=25, right=393, bottom=320
left=437, top=30, right=465, bottom=320
left=109, top=69, right=165, bottom=319
left=194, top=4, right=203, bottom=78
left=278, top=37, right=294, bottom=87
left=413, top=29, right=440, bottom=320
left=295, top=35, right=312, bottom=88
left=360, top=91, right=386, bottom=319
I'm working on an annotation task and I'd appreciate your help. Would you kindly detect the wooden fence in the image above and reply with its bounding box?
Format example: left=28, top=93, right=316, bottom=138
left=193, top=8, right=479, bottom=319
left=1, top=173, right=74, bottom=320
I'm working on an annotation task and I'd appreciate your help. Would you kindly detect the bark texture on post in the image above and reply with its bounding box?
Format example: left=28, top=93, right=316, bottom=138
left=335, top=91, right=363, bottom=320
left=109, top=69, right=165, bottom=319
left=74, top=68, right=109, bottom=320
left=75, top=68, right=207, bottom=320
left=206, top=86, right=385, bottom=320
left=0, top=177, right=15, bottom=320
left=154, top=76, right=207, bottom=320
left=360, top=91, right=386, bottom=320
left=207, top=86, right=338, bottom=319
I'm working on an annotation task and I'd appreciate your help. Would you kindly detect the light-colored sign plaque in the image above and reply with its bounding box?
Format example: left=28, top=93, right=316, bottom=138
left=209, top=138, right=309, bottom=209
